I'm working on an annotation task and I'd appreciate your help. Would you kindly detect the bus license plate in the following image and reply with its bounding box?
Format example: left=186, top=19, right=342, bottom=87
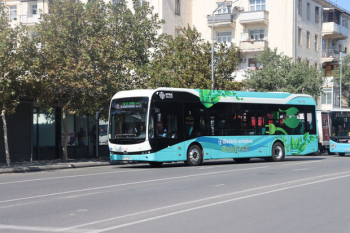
left=122, top=157, right=131, bottom=161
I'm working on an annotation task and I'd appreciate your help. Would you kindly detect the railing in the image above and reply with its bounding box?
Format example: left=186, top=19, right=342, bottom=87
left=322, top=49, right=340, bottom=59
left=207, top=13, right=235, bottom=25
left=239, top=10, right=269, bottom=24
left=20, top=14, right=41, bottom=24
left=239, top=40, right=268, bottom=51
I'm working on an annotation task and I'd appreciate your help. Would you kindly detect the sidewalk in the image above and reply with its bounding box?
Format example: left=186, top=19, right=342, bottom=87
left=0, top=158, right=124, bottom=174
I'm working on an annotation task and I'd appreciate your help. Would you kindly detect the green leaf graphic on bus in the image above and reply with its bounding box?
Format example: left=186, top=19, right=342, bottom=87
left=279, top=107, right=301, bottom=129
left=198, top=89, right=243, bottom=108
left=289, top=132, right=314, bottom=155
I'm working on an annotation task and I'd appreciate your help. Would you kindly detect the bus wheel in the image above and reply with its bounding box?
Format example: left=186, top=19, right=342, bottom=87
left=149, top=162, right=163, bottom=167
left=234, top=158, right=251, bottom=163
left=186, top=145, right=203, bottom=166
left=268, top=142, right=285, bottom=162
left=339, top=153, right=345, bottom=156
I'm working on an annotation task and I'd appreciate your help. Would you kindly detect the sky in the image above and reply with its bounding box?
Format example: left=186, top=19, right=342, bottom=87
left=330, top=0, right=350, bottom=12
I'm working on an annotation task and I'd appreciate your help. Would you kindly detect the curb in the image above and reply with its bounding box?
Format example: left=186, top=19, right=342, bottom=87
left=0, top=161, right=112, bottom=174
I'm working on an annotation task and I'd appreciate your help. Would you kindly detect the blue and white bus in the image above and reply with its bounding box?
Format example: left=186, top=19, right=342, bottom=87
left=108, top=88, right=318, bottom=166
left=326, top=109, right=350, bottom=156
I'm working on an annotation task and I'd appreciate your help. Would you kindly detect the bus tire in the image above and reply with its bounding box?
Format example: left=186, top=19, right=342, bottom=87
left=149, top=162, right=163, bottom=167
left=186, top=145, right=203, bottom=166
left=339, top=153, right=345, bottom=156
left=268, top=142, right=285, bottom=162
left=234, top=158, right=250, bottom=163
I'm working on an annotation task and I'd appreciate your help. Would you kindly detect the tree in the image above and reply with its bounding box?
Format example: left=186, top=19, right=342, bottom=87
left=0, top=3, right=37, bottom=166
left=148, top=25, right=244, bottom=90
left=34, top=0, right=162, bottom=161
left=244, top=48, right=324, bottom=98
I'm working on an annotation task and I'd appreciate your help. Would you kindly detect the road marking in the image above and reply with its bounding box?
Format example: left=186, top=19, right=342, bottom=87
left=60, top=192, right=101, bottom=199
left=293, top=168, right=312, bottom=171
left=84, top=173, right=350, bottom=233
left=0, top=166, right=269, bottom=204
left=283, top=160, right=322, bottom=166
left=61, top=170, right=350, bottom=232
left=0, top=224, right=89, bottom=232
left=0, top=170, right=145, bottom=185
left=214, top=184, right=225, bottom=187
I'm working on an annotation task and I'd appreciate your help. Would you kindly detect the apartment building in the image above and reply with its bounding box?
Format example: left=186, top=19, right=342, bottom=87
left=1, top=0, right=350, bottom=162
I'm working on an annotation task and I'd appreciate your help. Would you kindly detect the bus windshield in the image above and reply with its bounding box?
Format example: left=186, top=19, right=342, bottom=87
left=331, top=112, right=350, bottom=137
left=109, top=97, right=148, bottom=143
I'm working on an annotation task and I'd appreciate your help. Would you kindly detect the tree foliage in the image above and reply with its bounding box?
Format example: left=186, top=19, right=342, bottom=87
left=148, top=26, right=244, bottom=90
left=244, top=48, right=324, bottom=98
left=0, top=3, right=37, bottom=166
left=34, top=0, right=162, bottom=161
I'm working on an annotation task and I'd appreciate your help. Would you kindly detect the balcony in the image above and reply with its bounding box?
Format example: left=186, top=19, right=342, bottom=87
left=322, top=22, right=348, bottom=40
left=322, top=49, right=341, bottom=63
left=207, top=13, right=236, bottom=27
left=322, top=9, right=348, bottom=40
left=20, top=14, right=41, bottom=25
left=239, top=10, right=269, bottom=25
left=240, top=40, right=268, bottom=52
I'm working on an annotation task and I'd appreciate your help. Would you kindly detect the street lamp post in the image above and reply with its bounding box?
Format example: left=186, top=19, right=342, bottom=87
left=340, top=52, right=343, bottom=108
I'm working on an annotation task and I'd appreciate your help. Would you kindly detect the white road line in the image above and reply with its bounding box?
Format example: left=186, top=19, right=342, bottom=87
left=60, top=170, right=350, bottom=232
left=0, top=224, right=89, bottom=232
left=283, top=160, right=322, bottom=166
left=60, top=192, right=101, bottom=199
left=85, top=173, right=350, bottom=233
left=0, top=166, right=269, bottom=204
left=0, top=169, right=145, bottom=185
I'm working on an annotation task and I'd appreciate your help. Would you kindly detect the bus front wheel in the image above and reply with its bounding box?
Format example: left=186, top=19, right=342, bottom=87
left=186, top=145, right=203, bottom=166
left=266, top=142, right=285, bottom=162
left=339, top=153, right=345, bottom=156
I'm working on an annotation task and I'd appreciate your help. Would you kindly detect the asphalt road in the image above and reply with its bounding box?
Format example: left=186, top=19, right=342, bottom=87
left=1, top=154, right=350, bottom=233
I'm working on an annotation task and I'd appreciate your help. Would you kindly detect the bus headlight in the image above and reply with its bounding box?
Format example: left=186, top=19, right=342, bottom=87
left=331, top=143, right=336, bottom=148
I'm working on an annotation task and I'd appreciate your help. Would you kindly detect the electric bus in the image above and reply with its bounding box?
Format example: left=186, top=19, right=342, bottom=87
left=108, top=88, right=318, bottom=166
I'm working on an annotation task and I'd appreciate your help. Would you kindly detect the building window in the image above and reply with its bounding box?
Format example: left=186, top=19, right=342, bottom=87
left=298, top=0, right=302, bottom=16
left=175, top=0, right=180, bottom=15
left=249, top=29, right=264, bottom=40
left=9, top=5, right=17, bottom=21
left=306, top=60, right=310, bottom=67
left=345, top=47, right=348, bottom=54
left=297, top=57, right=302, bottom=63
left=217, top=31, right=232, bottom=43
left=31, top=4, right=37, bottom=15
left=249, top=0, right=265, bottom=11
left=342, top=16, right=348, bottom=28
left=248, top=58, right=261, bottom=68
left=315, top=63, right=318, bottom=69
left=315, top=35, right=318, bottom=51
left=217, top=2, right=232, bottom=14
left=175, top=28, right=180, bottom=37
left=321, top=88, right=332, bottom=104
left=298, top=28, right=302, bottom=46
left=307, top=31, right=310, bottom=49
left=112, top=0, right=120, bottom=5
left=307, top=3, right=310, bottom=20
left=315, top=6, right=319, bottom=23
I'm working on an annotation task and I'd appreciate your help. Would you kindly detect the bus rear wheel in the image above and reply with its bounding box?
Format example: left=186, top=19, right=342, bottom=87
left=266, top=142, right=285, bottom=162
left=186, top=145, right=203, bottom=166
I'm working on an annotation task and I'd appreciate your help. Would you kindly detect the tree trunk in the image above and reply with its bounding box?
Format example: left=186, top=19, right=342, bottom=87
left=1, top=109, right=11, bottom=167
left=62, top=107, right=68, bottom=162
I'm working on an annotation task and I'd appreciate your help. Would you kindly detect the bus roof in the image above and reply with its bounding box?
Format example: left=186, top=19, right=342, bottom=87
left=111, top=88, right=315, bottom=106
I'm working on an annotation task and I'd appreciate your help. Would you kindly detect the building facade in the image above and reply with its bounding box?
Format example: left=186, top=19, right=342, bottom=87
left=1, top=0, right=350, bottom=162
